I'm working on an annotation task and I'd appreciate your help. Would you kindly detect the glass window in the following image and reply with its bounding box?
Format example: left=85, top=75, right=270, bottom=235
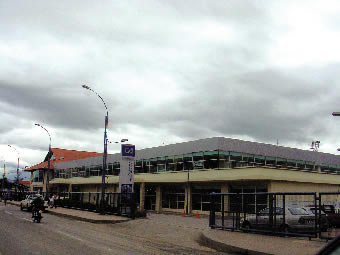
left=106, top=163, right=113, bottom=176
left=79, top=166, right=86, bottom=177
left=72, top=168, right=79, bottom=177
left=230, top=151, right=242, bottom=160
left=254, top=155, right=265, bottom=166
left=90, top=165, right=101, bottom=176
left=242, top=153, right=254, bottom=167
left=193, top=152, right=204, bottom=170
left=113, top=162, right=120, bottom=175
left=192, top=185, right=221, bottom=211
left=296, top=160, right=305, bottom=170
left=157, top=157, right=166, bottom=172
left=135, top=160, right=143, bottom=174
left=162, top=185, right=185, bottom=209
left=166, top=156, right=175, bottom=171
left=203, top=151, right=219, bottom=169
left=142, top=159, right=149, bottom=173
left=175, top=155, right=184, bottom=171
left=183, top=154, right=193, bottom=170
left=287, top=159, right=297, bottom=169
left=149, top=158, right=157, bottom=173
left=276, top=158, right=287, bottom=168
left=288, top=208, right=309, bottom=215
left=265, top=156, right=276, bottom=166
left=328, top=164, right=338, bottom=174
left=305, top=161, right=314, bottom=171
left=33, top=169, right=44, bottom=182
left=219, top=151, right=231, bottom=168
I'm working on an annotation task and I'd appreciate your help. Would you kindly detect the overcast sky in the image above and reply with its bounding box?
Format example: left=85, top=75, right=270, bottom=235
left=1, top=0, right=340, bottom=180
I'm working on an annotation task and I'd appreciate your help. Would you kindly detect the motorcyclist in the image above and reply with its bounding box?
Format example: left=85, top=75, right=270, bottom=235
left=31, top=196, right=44, bottom=223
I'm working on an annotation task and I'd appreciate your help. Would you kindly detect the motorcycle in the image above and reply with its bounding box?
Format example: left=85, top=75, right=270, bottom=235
left=32, top=207, right=43, bottom=223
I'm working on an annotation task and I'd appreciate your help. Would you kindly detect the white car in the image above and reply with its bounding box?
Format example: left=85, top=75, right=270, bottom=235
left=241, top=207, right=320, bottom=232
left=20, top=194, right=48, bottom=211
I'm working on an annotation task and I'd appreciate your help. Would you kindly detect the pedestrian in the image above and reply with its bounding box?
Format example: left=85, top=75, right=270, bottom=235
left=54, top=194, right=58, bottom=208
left=4, top=193, right=7, bottom=206
left=50, top=194, right=55, bottom=208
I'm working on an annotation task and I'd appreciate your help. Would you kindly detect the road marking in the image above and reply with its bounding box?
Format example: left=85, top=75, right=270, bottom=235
left=57, top=230, right=83, bottom=242
left=22, top=218, right=32, bottom=222
left=5, top=211, right=13, bottom=215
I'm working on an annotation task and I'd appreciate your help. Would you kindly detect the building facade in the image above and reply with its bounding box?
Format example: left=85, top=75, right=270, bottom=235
left=27, top=137, right=340, bottom=214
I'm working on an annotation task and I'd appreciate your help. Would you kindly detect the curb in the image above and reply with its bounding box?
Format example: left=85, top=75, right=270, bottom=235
left=197, top=232, right=273, bottom=255
left=47, top=210, right=130, bottom=224
left=7, top=201, right=130, bottom=224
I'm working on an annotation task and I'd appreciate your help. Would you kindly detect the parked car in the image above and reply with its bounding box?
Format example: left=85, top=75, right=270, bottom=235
left=241, top=207, right=324, bottom=233
left=303, top=206, right=329, bottom=231
left=20, top=194, right=48, bottom=211
left=304, top=205, right=340, bottom=228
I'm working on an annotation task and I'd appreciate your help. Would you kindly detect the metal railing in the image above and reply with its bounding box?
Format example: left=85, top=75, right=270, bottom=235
left=209, top=192, right=322, bottom=239
left=0, top=191, right=137, bottom=219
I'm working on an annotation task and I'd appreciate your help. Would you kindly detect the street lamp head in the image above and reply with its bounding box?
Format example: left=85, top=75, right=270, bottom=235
left=82, top=84, right=90, bottom=90
left=332, top=112, right=340, bottom=116
left=121, top=139, right=128, bottom=143
left=35, top=123, right=40, bottom=127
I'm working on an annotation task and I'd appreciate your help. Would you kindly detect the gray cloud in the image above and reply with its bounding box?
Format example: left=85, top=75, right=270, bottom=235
left=1, top=0, right=340, bottom=167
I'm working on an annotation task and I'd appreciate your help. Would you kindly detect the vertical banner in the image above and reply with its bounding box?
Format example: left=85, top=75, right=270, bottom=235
left=119, top=144, right=135, bottom=193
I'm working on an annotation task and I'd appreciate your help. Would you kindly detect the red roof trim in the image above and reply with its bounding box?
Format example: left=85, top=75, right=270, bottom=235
left=26, top=148, right=103, bottom=171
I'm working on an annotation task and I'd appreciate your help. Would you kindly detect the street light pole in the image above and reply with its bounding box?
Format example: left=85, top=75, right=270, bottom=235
left=186, top=167, right=189, bottom=216
left=8, top=145, right=19, bottom=185
left=35, top=123, right=51, bottom=198
left=82, top=84, right=108, bottom=215
left=310, top=141, right=320, bottom=152
left=332, top=112, right=340, bottom=151
left=1, top=159, right=5, bottom=192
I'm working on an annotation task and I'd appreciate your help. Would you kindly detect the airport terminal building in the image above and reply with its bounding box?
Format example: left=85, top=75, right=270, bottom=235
left=27, top=137, right=340, bottom=214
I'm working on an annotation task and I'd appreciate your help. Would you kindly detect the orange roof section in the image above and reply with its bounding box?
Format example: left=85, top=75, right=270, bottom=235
left=25, top=148, right=103, bottom=171
left=20, top=180, right=31, bottom=186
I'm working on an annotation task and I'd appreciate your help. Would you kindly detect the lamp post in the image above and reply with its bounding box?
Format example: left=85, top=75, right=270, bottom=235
left=82, top=84, right=108, bottom=215
left=1, top=159, right=5, bottom=192
left=332, top=112, right=340, bottom=151
left=35, top=123, right=51, bottom=198
left=8, top=145, right=19, bottom=185
left=186, top=166, right=189, bottom=216
left=310, top=141, right=320, bottom=152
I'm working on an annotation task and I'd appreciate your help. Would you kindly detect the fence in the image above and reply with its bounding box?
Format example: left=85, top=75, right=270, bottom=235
left=318, top=192, right=340, bottom=240
left=0, top=191, right=137, bottom=219
left=209, top=192, right=323, bottom=239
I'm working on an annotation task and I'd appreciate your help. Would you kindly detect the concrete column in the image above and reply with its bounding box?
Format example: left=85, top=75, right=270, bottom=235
left=185, top=184, right=192, bottom=214
left=30, top=172, right=34, bottom=191
left=139, top=182, right=145, bottom=212
left=316, top=165, right=321, bottom=173
left=42, top=169, right=48, bottom=192
left=155, top=185, right=162, bottom=213
left=221, top=183, right=229, bottom=214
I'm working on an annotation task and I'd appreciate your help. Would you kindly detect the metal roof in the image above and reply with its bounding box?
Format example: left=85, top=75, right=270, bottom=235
left=54, top=137, right=340, bottom=169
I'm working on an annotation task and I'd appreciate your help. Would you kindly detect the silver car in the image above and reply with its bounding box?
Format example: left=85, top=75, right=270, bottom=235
left=241, top=207, right=318, bottom=232
left=20, top=194, right=48, bottom=211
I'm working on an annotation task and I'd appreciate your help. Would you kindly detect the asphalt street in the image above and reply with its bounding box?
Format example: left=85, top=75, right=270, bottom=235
left=0, top=204, right=228, bottom=255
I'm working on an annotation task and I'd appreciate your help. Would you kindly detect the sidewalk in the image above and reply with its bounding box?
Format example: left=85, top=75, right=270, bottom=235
left=147, top=213, right=328, bottom=255
left=7, top=201, right=130, bottom=224
left=199, top=229, right=327, bottom=255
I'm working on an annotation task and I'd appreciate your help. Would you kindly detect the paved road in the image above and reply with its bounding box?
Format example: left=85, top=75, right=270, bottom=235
left=0, top=204, right=228, bottom=255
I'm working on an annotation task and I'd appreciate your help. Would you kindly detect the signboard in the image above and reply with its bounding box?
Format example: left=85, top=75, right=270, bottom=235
left=119, top=144, right=135, bottom=193
left=121, top=144, right=135, bottom=157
